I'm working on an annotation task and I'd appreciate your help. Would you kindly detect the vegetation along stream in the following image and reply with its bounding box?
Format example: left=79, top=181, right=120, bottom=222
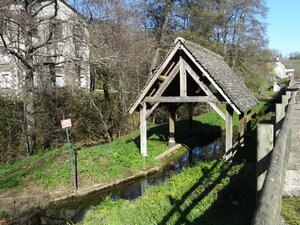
left=21, top=137, right=225, bottom=225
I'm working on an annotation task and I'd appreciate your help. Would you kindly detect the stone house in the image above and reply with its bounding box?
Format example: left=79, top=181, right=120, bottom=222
left=0, top=0, right=90, bottom=96
left=274, top=60, right=294, bottom=80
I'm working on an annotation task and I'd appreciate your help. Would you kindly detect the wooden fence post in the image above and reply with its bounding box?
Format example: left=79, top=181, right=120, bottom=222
left=275, top=103, right=284, bottom=137
left=282, top=95, right=288, bottom=107
left=257, top=124, right=274, bottom=195
left=140, top=102, right=148, bottom=157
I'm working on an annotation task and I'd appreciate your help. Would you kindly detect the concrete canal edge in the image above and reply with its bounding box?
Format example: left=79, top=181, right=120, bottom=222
left=0, top=144, right=185, bottom=223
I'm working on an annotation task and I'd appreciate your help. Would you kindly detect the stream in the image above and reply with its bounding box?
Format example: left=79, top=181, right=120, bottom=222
left=22, top=138, right=225, bottom=225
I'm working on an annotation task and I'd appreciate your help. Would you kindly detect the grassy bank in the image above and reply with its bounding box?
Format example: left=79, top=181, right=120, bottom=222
left=0, top=96, right=270, bottom=195
left=282, top=196, right=300, bottom=225
left=81, top=160, right=256, bottom=225
left=78, top=92, right=277, bottom=225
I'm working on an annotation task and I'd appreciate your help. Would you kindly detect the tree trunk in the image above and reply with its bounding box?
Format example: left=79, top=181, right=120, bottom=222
left=24, top=70, right=36, bottom=156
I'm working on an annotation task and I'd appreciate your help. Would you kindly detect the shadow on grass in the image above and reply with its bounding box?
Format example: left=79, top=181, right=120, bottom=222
left=155, top=128, right=258, bottom=225
left=127, top=119, right=222, bottom=152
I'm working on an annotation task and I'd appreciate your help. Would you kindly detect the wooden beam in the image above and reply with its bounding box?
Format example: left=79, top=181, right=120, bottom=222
left=144, top=96, right=219, bottom=103
left=180, top=45, right=241, bottom=115
left=161, top=61, right=176, bottom=76
left=158, top=76, right=168, bottom=81
left=238, top=113, right=245, bottom=145
left=185, top=62, right=214, bottom=96
left=153, top=63, right=180, bottom=97
left=225, top=104, right=233, bottom=160
left=185, top=62, right=226, bottom=121
left=208, top=102, right=226, bottom=121
left=180, top=56, right=187, bottom=97
left=140, top=102, right=147, bottom=157
left=129, top=42, right=181, bottom=114
left=146, top=102, right=159, bottom=119
left=246, top=110, right=252, bottom=132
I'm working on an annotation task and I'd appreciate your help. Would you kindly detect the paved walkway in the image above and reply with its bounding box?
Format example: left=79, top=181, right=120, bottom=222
left=284, top=91, right=300, bottom=196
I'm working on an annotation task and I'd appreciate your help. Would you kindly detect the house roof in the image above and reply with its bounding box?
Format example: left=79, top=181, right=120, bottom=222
left=182, top=39, right=258, bottom=113
left=59, top=0, right=86, bottom=19
left=129, top=37, right=258, bottom=114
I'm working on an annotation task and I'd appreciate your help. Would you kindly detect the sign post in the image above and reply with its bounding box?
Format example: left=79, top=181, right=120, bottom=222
left=61, top=118, right=77, bottom=194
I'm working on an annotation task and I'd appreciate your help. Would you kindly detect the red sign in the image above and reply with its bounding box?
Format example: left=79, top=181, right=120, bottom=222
left=61, top=119, right=72, bottom=129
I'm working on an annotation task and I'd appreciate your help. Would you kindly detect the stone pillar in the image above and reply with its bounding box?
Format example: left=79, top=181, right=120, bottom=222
left=257, top=124, right=274, bottom=195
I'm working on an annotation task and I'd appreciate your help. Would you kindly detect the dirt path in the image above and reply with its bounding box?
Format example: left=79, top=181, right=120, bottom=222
left=284, top=91, right=300, bottom=196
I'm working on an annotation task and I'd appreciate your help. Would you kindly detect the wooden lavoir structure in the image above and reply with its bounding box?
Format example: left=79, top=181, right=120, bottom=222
left=129, top=37, right=258, bottom=158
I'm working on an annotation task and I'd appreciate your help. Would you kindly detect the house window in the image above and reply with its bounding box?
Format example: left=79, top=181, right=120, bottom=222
left=80, top=76, right=87, bottom=88
left=55, top=55, right=64, bottom=67
left=50, top=20, right=63, bottom=40
left=1, top=73, right=12, bottom=88
left=55, top=74, right=65, bottom=87
left=0, top=54, right=10, bottom=64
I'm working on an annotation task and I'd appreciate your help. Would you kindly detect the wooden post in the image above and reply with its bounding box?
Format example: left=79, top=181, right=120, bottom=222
left=282, top=95, right=288, bottom=107
left=257, top=124, right=274, bottom=195
left=246, top=110, right=252, bottom=132
left=188, top=104, right=193, bottom=130
left=286, top=91, right=291, bottom=100
left=140, top=102, right=147, bottom=157
left=179, top=56, right=187, bottom=97
left=275, top=103, right=284, bottom=137
left=225, top=104, right=233, bottom=160
left=169, top=107, right=176, bottom=148
left=238, top=113, right=245, bottom=145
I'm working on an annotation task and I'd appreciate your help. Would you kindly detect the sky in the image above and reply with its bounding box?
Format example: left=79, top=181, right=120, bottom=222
left=266, top=0, right=300, bottom=57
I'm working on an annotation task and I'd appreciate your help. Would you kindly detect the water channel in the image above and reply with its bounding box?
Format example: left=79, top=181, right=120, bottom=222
left=22, top=138, right=225, bottom=225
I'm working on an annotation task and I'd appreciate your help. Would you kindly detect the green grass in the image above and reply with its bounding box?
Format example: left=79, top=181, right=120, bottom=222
left=79, top=94, right=274, bottom=225
left=283, top=59, right=300, bottom=78
left=81, top=160, right=256, bottom=225
left=282, top=196, right=300, bottom=225
left=0, top=95, right=270, bottom=195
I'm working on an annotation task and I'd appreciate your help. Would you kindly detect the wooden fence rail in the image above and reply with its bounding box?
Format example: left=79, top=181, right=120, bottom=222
left=252, top=91, right=294, bottom=225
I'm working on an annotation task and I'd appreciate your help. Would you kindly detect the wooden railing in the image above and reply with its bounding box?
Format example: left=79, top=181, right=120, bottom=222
left=252, top=90, right=295, bottom=225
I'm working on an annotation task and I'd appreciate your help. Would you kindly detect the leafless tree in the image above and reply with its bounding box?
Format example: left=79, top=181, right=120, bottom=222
left=0, top=0, right=62, bottom=155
